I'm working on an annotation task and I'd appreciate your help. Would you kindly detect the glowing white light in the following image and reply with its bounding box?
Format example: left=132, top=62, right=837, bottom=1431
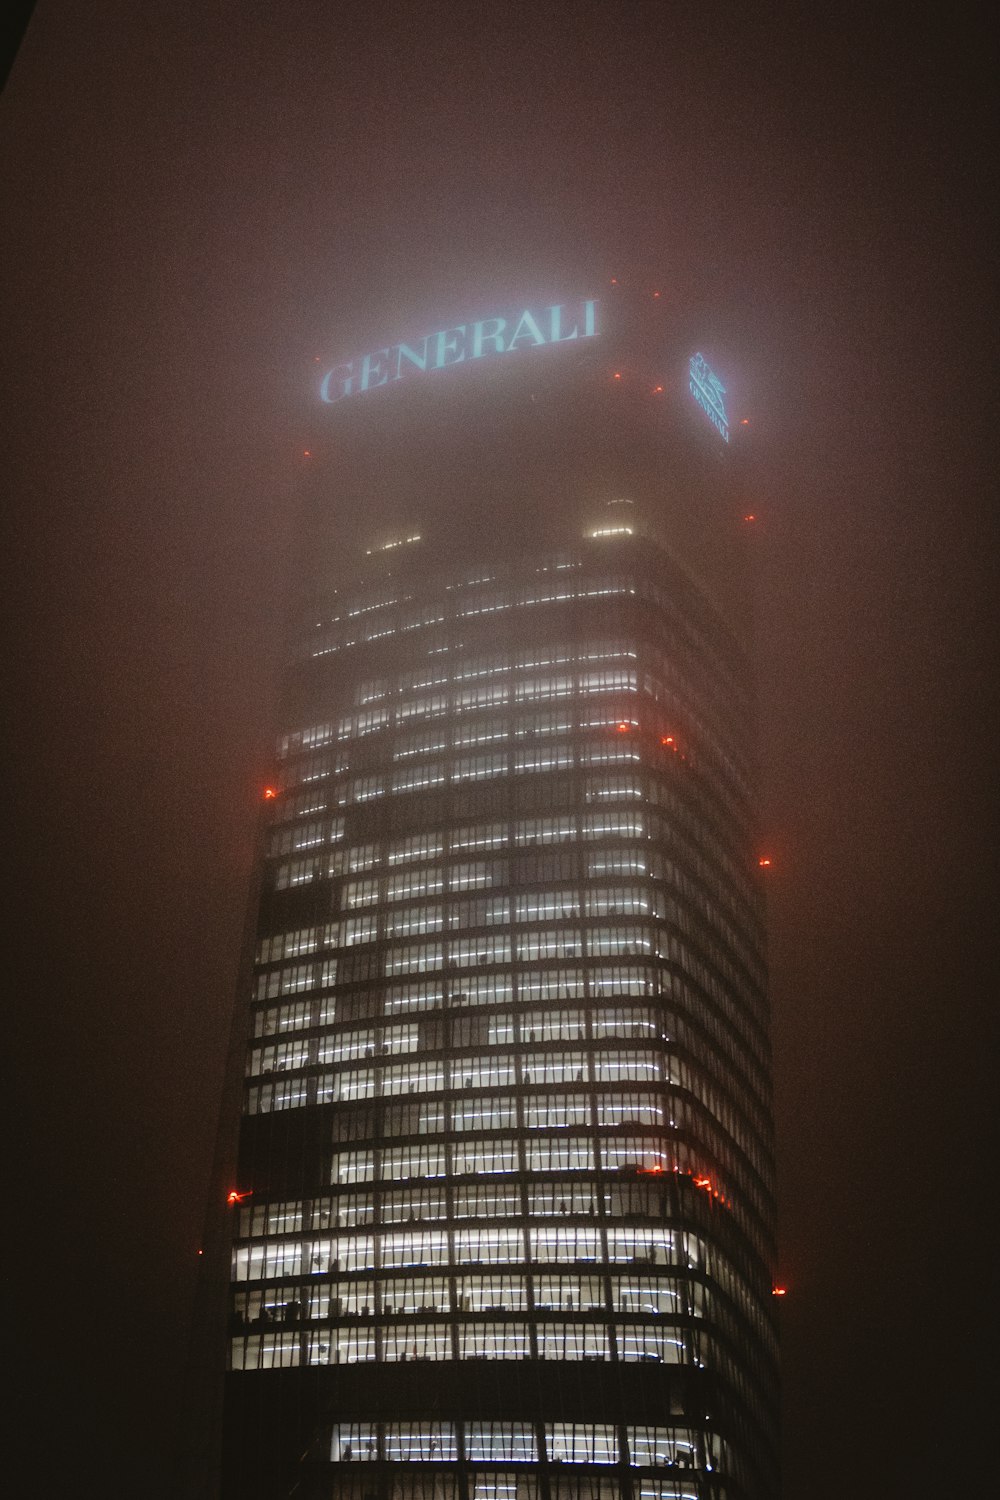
left=365, top=534, right=422, bottom=556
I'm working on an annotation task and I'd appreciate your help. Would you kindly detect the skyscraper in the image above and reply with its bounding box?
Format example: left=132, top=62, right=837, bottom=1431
left=216, top=287, right=779, bottom=1498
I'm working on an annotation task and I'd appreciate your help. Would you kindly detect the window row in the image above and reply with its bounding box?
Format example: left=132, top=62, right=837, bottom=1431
left=291, top=1465, right=716, bottom=1500
left=253, top=965, right=662, bottom=1034
left=246, top=1042, right=675, bottom=1090
left=344, top=813, right=648, bottom=874
left=238, top=1180, right=712, bottom=1236
left=231, top=1322, right=700, bottom=1368
left=233, top=1272, right=705, bottom=1323
left=232, top=1224, right=705, bottom=1280
left=269, top=811, right=648, bottom=887
left=247, top=1083, right=673, bottom=1130
left=300, top=576, right=636, bottom=662
left=329, top=1137, right=675, bottom=1183
left=318, top=1420, right=714, bottom=1469
left=253, top=1001, right=666, bottom=1055
left=290, top=675, right=640, bottom=751
left=332, top=900, right=664, bottom=951
left=388, top=717, right=643, bottom=762
left=250, top=951, right=767, bottom=1105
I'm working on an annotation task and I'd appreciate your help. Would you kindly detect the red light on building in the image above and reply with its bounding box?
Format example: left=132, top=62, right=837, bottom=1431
left=610, top=277, right=618, bottom=285
left=652, top=384, right=664, bottom=394
left=613, top=372, right=622, bottom=381
left=303, top=450, right=311, bottom=458
left=741, top=417, right=750, bottom=426
left=661, top=735, right=674, bottom=746
left=263, top=787, right=278, bottom=800
left=227, top=1189, right=252, bottom=1205
left=616, top=722, right=630, bottom=733
left=772, top=1286, right=788, bottom=1297
left=743, top=513, right=757, bottom=523
left=652, top=290, right=661, bottom=298
left=758, top=857, right=772, bottom=869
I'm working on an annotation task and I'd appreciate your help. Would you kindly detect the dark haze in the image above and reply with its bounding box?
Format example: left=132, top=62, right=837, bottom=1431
left=4, top=4, right=995, bottom=1495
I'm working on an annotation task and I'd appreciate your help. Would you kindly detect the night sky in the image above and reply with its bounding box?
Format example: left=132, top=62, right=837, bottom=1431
left=4, top=4, right=995, bottom=1495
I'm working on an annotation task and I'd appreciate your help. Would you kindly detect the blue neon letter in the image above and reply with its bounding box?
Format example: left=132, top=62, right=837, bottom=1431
left=433, top=327, right=466, bottom=368
left=393, top=340, right=429, bottom=379
left=319, top=362, right=355, bottom=403
left=548, top=304, right=578, bottom=343
left=360, top=349, right=390, bottom=391
left=506, top=310, right=547, bottom=351
left=471, top=318, right=507, bottom=358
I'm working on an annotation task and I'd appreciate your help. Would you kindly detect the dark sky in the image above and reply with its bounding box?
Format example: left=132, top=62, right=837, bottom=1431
left=4, top=4, right=996, bottom=1495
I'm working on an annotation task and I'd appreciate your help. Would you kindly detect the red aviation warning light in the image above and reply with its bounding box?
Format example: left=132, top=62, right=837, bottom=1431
left=227, top=1189, right=253, bottom=1205
left=617, top=722, right=630, bottom=733
left=758, top=856, right=772, bottom=869
left=743, top=513, right=757, bottom=523
left=772, top=1286, right=788, bottom=1297
left=263, top=786, right=278, bottom=800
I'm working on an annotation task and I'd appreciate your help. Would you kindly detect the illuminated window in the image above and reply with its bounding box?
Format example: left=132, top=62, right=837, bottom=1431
left=453, top=752, right=507, bottom=781
left=385, top=941, right=445, bottom=976
left=457, top=1322, right=530, bottom=1358
left=451, top=1138, right=519, bottom=1174
left=595, top=1092, right=662, bottom=1127
left=545, top=1424, right=618, bottom=1464
left=231, top=1331, right=300, bottom=1370
left=521, top=1052, right=588, bottom=1086
left=626, top=1428, right=702, bottom=1468
left=454, top=1272, right=527, bottom=1311
left=514, top=815, right=577, bottom=846
left=252, top=995, right=336, bottom=1037
left=330, top=1149, right=375, bottom=1184
left=381, top=1422, right=459, bottom=1462
left=393, top=762, right=448, bottom=793
left=382, top=1324, right=453, bottom=1361
left=451, top=1097, right=516, bottom=1133
left=464, top=1424, right=537, bottom=1463
left=524, top=1138, right=595, bottom=1173
left=378, top=1276, right=450, bottom=1313
left=385, top=904, right=445, bottom=938
left=451, top=822, right=509, bottom=852
left=246, top=1038, right=311, bottom=1077
left=451, top=1181, right=520, bottom=1218
left=453, top=1225, right=525, bottom=1263
left=537, top=1323, right=608, bottom=1360
left=450, top=934, right=512, bottom=967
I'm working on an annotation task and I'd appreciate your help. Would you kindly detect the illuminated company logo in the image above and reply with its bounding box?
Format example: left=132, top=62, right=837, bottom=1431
left=689, top=353, right=729, bottom=442
left=320, top=299, right=599, bottom=404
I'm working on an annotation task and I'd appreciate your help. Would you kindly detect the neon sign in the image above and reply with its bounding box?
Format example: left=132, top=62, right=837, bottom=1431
left=689, top=353, right=729, bottom=442
left=320, top=298, right=599, bottom=404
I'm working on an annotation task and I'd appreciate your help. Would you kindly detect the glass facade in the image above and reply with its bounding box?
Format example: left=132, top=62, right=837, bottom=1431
left=222, top=532, right=778, bottom=1498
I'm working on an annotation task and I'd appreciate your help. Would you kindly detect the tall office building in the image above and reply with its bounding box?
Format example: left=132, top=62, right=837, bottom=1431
left=217, top=287, right=779, bottom=1499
